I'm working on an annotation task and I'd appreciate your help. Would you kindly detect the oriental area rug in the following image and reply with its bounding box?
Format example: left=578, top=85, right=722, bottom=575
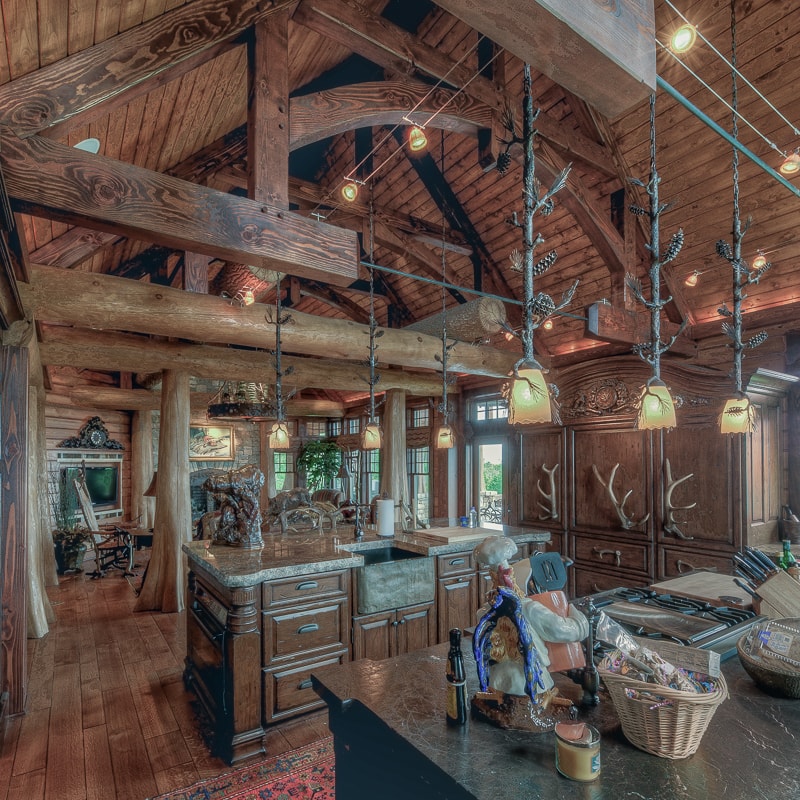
left=149, top=738, right=335, bottom=800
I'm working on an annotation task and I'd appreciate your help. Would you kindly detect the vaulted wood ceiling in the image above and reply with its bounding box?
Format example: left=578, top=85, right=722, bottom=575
left=1, top=0, right=799, bottom=406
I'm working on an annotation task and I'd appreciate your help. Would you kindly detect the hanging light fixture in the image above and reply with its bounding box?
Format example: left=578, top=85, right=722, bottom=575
left=361, top=192, right=382, bottom=451
left=500, top=64, right=577, bottom=426
left=670, top=23, right=697, bottom=54
left=779, top=148, right=800, bottom=176
left=716, top=1, right=768, bottom=435
left=207, top=381, right=272, bottom=420
left=268, top=275, right=292, bottom=449
left=408, top=125, right=428, bottom=152
left=435, top=133, right=454, bottom=450
left=341, top=180, right=359, bottom=202
left=684, top=270, right=701, bottom=287
left=627, top=93, right=686, bottom=431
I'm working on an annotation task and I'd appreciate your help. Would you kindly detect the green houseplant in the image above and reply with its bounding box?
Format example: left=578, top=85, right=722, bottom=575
left=296, top=441, right=342, bottom=492
left=49, top=468, right=91, bottom=574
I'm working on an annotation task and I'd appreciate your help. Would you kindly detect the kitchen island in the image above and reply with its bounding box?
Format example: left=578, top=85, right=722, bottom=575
left=182, top=523, right=548, bottom=763
left=311, top=639, right=800, bottom=800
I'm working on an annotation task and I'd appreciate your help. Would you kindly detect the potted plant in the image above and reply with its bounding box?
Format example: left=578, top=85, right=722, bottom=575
left=49, top=469, right=91, bottom=574
left=296, top=440, right=342, bottom=492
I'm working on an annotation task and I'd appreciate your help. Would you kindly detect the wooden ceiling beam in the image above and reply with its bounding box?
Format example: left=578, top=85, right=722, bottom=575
left=49, top=386, right=346, bottom=416
left=0, top=0, right=289, bottom=139
left=37, top=325, right=451, bottom=396
left=1, top=133, right=358, bottom=287
left=23, top=264, right=516, bottom=376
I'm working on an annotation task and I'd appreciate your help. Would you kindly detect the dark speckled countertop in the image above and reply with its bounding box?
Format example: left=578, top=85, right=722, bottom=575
left=312, top=641, right=800, bottom=800
left=183, top=523, right=549, bottom=587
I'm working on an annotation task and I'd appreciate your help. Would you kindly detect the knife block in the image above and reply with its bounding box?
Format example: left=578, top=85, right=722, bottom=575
left=754, top=570, right=800, bottom=618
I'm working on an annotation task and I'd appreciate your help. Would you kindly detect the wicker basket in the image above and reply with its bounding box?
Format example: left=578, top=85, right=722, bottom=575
left=599, top=668, right=728, bottom=759
left=737, top=618, right=800, bottom=699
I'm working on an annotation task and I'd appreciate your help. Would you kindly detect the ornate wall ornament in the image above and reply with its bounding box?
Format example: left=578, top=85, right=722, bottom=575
left=562, top=378, right=637, bottom=418
left=58, top=416, right=123, bottom=450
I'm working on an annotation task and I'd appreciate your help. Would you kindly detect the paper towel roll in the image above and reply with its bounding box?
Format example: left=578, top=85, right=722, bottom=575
left=376, top=498, right=395, bottom=537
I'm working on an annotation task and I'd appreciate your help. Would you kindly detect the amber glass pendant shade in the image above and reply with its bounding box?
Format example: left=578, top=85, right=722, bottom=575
left=508, top=367, right=551, bottom=425
left=719, top=397, right=757, bottom=434
left=361, top=422, right=382, bottom=450
left=637, top=380, right=677, bottom=430
left=268, top=420, right=291, bottom=450
left=435, top=424, right=455, bottom=449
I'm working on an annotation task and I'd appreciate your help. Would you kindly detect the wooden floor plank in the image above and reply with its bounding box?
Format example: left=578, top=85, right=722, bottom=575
left=10, top=708, right=49, bottom=777
left=45, top=663, right=85, bottom=800
left=0, top=716, right=22, bottom=800
left=83, top=725, right=115, bottom=800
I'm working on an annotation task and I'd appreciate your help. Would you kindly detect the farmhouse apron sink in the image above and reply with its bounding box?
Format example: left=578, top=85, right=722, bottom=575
left=354, top=547, right=435, bottom=614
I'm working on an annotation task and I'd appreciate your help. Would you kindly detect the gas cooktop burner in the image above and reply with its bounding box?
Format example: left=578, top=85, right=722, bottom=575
left=577, top=586, right=764, bottom=660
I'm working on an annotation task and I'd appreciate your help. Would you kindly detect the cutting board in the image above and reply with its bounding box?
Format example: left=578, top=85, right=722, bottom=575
left=650, top=572, right=753, bottom=609
left=414, top=526, right=496, bottom=544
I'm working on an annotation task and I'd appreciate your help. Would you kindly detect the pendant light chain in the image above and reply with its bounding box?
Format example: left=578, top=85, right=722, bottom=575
left=439, top=130, right=450, bottom=429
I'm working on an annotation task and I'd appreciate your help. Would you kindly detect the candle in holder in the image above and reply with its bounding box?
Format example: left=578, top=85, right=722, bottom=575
left=554, top=722, right=601, bottom=782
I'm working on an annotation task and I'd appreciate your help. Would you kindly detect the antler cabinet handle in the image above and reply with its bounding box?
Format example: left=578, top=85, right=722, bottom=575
left=592, top=547, right=622, bottom=567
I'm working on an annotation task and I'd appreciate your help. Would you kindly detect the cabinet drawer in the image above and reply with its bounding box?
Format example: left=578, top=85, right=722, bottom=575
left=574, top=566, right=633, bottom=597
left=660, top=547, right=734, bottom=579
left=263, top=650, right=348, bottom=723
left=263, top=599, right=348, bottom=664
left=263, top=571, right=348, bottom=607
left=437, top=552, right=474, bottom=577
left=573, top=534, right=649, bottom=573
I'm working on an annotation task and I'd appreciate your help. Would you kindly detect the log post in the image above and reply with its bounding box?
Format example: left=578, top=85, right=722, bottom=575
left=404, top=297, right=507, bottom=342
left=131, top=409, right=155, bottom=530
left=379, top=389, right=409, bottom=529
left=135, top=370, right=191, bottom=613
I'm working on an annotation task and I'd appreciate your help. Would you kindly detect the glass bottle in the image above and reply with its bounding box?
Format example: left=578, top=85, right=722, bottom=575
left=446, top=628, right=468, bottom=726
left=780, top=540, right=800, bottom=580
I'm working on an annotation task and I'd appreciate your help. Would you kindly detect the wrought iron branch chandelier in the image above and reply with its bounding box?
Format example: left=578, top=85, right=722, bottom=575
left=502, top=63, right=576, bottom=425
left=626, top=93, right=686, bottom=431
left=267, top=275, right=293, bottom=449
left=716, top=1, right=768, bottom=435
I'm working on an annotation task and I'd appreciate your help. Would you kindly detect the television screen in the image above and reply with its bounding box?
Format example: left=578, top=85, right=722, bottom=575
left=64, top=465, right=119, bottom=510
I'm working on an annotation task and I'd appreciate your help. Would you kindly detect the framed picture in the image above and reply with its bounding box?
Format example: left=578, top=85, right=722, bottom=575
left=189, top=425, right=235, bottom=461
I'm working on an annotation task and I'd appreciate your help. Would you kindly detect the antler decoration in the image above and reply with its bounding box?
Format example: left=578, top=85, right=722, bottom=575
left=536, top=463, right=559, bottom=520
left=716, top=3, right=766, bottom=433
left=592, top=463, right=650, bottom=530
left=663, top=458, right=696, bottom=540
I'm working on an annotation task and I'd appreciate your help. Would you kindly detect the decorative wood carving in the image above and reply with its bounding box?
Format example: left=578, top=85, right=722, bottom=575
left=662, top=458, right=697, bottom=541
left=204, top=465, right=265, bottom=549
left=57, top=416, right=123, bottom=450
left=563, top=378, right=635, bottom=418
left=591, top=462, right=649, bottom=530
left=537, top=463, right=559, bottom=521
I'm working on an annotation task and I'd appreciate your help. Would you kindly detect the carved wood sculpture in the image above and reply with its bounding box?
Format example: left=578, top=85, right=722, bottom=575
left=591, top=463, right=650, bottom=530
left=203, top=465, right=265, bottom=549
left=663, top=458, right=696, bottom=540
left=537, top=463, right=559, bottom=520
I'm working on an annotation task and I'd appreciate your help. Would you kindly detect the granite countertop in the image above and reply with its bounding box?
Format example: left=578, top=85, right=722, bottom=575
left=183, top=522, right=549, bottom=587
left=312, top=641, right=800, bottom=800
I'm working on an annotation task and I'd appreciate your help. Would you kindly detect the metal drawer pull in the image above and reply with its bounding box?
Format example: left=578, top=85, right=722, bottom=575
left=297, top=623, right=319, bottom=634
left=298, top=679, right=313, bottom=690
left=449, top=558, right=466, bottom=566
left=593, top=547, right=622, bottom=567
left=676, top=560, right=695, bottom=574
left=295, top=581, right=319, bottom=591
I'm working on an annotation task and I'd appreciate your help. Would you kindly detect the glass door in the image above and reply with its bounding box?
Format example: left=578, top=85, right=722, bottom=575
left=473, top=437, right=507, bottom=529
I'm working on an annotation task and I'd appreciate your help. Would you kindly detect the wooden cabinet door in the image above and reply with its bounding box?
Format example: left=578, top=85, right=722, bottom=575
left=437, top=573, right=477, bottom=643
left=520, top=429, right=565, bottom=527
left=352, top=611, right=394, bottom=661
left=396, top=602, right=436, bottom=655
left=570, top=426, right=651, bottom=535
left=658, top=426, right=740, bottom=550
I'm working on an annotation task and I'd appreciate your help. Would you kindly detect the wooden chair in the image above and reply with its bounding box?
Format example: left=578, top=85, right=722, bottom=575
left=73, top=477, right=134, bottom=577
